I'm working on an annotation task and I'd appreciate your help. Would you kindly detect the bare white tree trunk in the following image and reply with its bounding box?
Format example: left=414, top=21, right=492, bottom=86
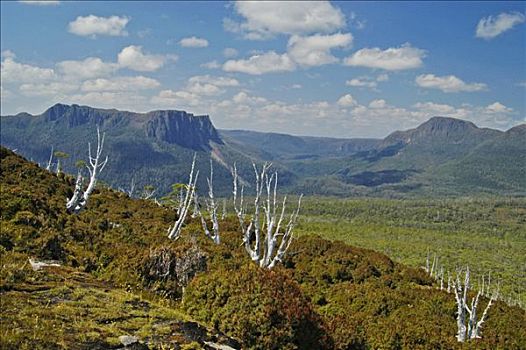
left=453, top=267, right=469, bottom=342
left=66, top=171, right=84, bottom=210
left=168, top=155, right=198, bottom=240
left=66, top=128, right=108, bottom=213
left=232, top=162, right=302, bottom=269
left=221, top=199, right=227, bottom=220
left=453, top=267, right=498, bottom=342
left=83, top=128, right=108, bottom=202
left=46, top=146, right=54, bottom=171
left=142, top=187, right=156, bottom=200
left=196, top=160, right=220, bottom=244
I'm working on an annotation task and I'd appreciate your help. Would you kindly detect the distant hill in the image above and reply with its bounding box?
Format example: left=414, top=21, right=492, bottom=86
left=1, top=104, right=524, bottom=197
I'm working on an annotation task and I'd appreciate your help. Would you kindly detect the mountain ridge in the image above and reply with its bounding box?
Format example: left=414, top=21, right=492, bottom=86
left=1, top=104, right=524, bottom=197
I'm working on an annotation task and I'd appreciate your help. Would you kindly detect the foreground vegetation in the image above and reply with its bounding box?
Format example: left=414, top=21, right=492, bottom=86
left=1, top=147, right=525, bottom=349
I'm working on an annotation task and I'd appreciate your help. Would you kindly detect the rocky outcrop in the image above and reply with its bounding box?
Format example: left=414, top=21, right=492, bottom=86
left=145, top=110, right=222, bottom=150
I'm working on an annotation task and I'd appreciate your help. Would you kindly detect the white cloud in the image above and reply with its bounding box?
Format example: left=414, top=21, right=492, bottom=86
left=1, top=57, right=55, bottom=83
left=413, top=102, right=455, bottom=114
left=291, top=84, right=302, bottom=89
left=346, top=78, right=377, bottom=89
left=223, top=51, right=296, bottom=75
left=368, top=99, right=387, bottom=109
left=226, top=1, right=345, bottom=39
left=223, top=48, right=239, bottom=58
left=151, top=75, right=239, bottom=109
left=57, top=57, right=118, bottom=80
left=179, top=36, right=209, bottom=48
left=19, top=1, right=60, bottom=5
left=64, top=91, right=148, bottom=111
left=476, top=12, right=525, bottom=39
left=81, top=76, right=160, bottom=92
left=118, top=45, right=176, bottom=72
left=346, top=74, right=388, bottom=89
left=188, top=75, right=239, bottom=87
left=344, top=43, right=425, bottom=70
left=415, top=74, right=487, bottom=93
left=151, top=89, right=201, bottom=107
left=485, top=102, right=513, bottom=114
left=337, top=94, right=357, bottom=107
left=287, top=32, right=352, bottom=67
left=68, top=15, right=130, bottom=37
left=19, top=82, right=78, bottom=96
left=1, top=50, right=16, bottom=59
left=201, top=60, right=221, bottom=69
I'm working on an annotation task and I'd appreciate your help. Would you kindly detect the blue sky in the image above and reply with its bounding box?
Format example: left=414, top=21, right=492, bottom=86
left=1, top=1, right=525, bottom=138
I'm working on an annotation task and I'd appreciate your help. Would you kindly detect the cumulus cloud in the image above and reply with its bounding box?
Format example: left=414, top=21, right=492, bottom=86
left=188, top=75, right=239, bottom=87
left=413, top=102, right=455, bottom=114
left=485, top=102, right=514, bottom=114
left=223, top=51, right=296, bottom=75
left=118, top=45, right=176, bottom=72
left=19, top=82, right=78, bottom=96
left=64, top=91, right=149, bottom=111
left=68, top=15, right=130, bottom=37
left=179, top=36, right=209, bottom=48
left=476, top=12, right=525, bottom=39
left=57, top=57, right=118, bottom=80
left=151, top=75, right=240, bottom=109
left=344, top=43, right=425, bottom=71
left=1, top=50, right=16, bottom=59
left=415, top=74, right=487, bottom=93
left=151, top=89, right=201, bottom=107
left=287, top=32, right=352, bottom=67
left=1, top=57, right=55, bottom=83
left=19, top=1, right=60, bottom=5
left=337, top=94, right=357, bottom=107
left=346, top=74, right=389, bottom=90
left=225, top=1, right=345, bottom=39
left=346, top=78, right=377, bottom=89
left=201, top=60, right=221, bottom=69
left=368, top=99, right=387, bottom=109
left=81, top=76, right=160, bottom=92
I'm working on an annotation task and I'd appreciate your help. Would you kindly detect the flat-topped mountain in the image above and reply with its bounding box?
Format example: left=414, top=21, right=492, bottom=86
left=6, top=103, right=222, bottom=151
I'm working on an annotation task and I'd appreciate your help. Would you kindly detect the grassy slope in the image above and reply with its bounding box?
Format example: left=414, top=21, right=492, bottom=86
left=1, top=147, right=525, bottom=349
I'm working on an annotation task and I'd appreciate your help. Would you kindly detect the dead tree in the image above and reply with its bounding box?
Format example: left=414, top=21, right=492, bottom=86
left=46, top=146, right=54, bottom=171
left=453, top=267, right=498, bottom=342
left=167, top=155, right=198, bottom=240
left=196, top=160, right=220, bottom=244
left=232, top=162, right=302, bottom=269
left=141, top=185, right=156, bottom=200
left=66, top=128, right=108, bottom=213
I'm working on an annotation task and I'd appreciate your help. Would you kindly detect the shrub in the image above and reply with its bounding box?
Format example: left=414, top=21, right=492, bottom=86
left=182, top=264, right=331, bottom=350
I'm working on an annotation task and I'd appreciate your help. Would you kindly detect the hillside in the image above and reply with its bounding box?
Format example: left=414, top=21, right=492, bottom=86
left=1, top=104, right=525, bottom=198
left=1, top=147, right=526, bottom=349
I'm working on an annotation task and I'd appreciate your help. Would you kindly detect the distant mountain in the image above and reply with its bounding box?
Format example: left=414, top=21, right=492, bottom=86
left=1, top=104, right=524, bottom=197
left=220, top=129, right=379, bottom=160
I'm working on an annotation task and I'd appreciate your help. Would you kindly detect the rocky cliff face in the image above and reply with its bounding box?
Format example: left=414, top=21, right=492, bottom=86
left=145, top=110, right=222, bottom=150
